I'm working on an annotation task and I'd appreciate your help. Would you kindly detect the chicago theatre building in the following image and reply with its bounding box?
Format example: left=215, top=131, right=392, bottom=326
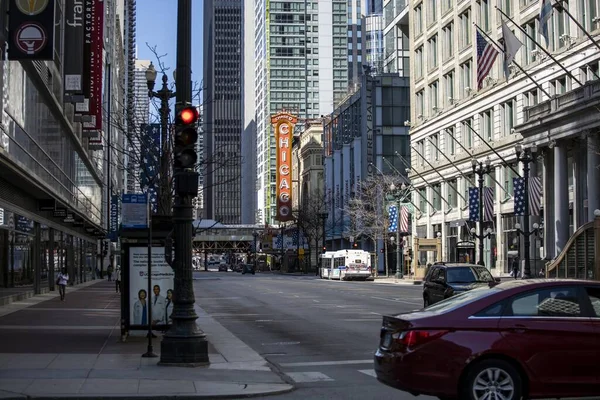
left=0, top=1, right=121, bottom=292
left=405, top=0, right=600, bottom=274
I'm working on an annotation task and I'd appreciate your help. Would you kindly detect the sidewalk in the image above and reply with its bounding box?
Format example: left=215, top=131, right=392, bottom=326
left=372, top=276, right=423, bottom=285
left=0, top=280, right=293, bottom=399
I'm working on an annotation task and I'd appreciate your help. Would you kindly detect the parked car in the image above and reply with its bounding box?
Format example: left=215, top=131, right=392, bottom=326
left=374, top=279, right=600, bottom=400
left=423, top=262, right=500, bottom=307
left=218, top=263, right=228, bottom=272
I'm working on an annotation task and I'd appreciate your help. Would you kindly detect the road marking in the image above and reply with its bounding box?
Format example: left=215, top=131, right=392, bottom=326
left=312, top=300, right=320, bottom=303
left=262, top=341, right=300, bottom=346
left=358, top=369, right=377, bottom=377
left=255, top=319, right=273, bottom=322
left=279, top=359, right=373, bottom=367
left=0, top=325, right=115, bottom=330
left=198, top=297, right=241, bottom=300
left=342, top=318, right=381, bottom=322
left=286, top=371, right=334, bottom=383
left=370, top=312, right=382, bottom=315
left=371, top=296, right=422, bottom=305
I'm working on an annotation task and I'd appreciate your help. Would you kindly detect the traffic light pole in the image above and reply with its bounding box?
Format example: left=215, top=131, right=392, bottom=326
left=160, top=0, right=209, bottom=366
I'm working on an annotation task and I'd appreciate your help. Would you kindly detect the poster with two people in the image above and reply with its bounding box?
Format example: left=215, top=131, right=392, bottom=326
left=129, top=247, right=174, bottom=328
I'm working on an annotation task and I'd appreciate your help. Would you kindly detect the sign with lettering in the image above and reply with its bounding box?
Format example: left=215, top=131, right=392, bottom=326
left=64, top=0, right=84, bottom=92
left=109, top=194, right=119, bottom=241
left=121, top=194, right=148, bottom=229
left=362, top=74, right=374, bottom=176
left=271, top=112, right=297, bottom=222
left=8, top=0, right=55, bottom=60
left=82, top=0, right=104, bottom=133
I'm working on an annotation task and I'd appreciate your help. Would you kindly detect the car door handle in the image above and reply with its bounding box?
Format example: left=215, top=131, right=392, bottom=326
left=509, top=324, right=527, bottom=333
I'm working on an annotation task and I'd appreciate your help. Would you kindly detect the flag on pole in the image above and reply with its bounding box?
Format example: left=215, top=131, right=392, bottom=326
left=468, top=187, right=480, bottom=221
left=501, top=21, right=523, bottom=81
left=400, top=206, right=409, bottom=232
left=388, top=205, right=398, bottom=233
left=483, top=187, right=495, bottom=222
left=476, top=30, right=499, bottom=90
left=514, top=176, right=543, bottom=216
left=529, top=176, right=543, bottom=216
left=538, top=0, right=553, bottom=47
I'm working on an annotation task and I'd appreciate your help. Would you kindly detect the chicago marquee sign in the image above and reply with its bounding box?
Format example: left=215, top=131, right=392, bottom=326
left=271, top=112, right=298, bottom=222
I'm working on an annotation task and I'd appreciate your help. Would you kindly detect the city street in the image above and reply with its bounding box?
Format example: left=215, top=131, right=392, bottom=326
left=193, top=271, right=436, bottom=400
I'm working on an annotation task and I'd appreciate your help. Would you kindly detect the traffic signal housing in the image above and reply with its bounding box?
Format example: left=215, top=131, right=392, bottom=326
left=174, top=106, right=199, bottom=170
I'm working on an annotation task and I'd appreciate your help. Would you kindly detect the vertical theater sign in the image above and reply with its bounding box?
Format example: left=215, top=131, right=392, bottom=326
left=271, top=112, right=298, bottom=222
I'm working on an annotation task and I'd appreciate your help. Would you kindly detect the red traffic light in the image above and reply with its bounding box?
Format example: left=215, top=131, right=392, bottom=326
left=177, top=107, right=199, bottom=125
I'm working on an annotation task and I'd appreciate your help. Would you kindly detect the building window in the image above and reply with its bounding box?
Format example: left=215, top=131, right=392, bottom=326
left=447, top=126, right=456, bottom=155
left=442, top=23, right=454, bottom=61
left=552, top=76, right=568, bottom=95
left=432, top=183, right=442, bottom=210
left=552, top=3, right=570, bottom=51
left=478, top=0, right=490, bottom=31
left=579, top=0, right=599, bottom=33
left=429, top=80, right=439, bottom=111
left=462, top=118, right=474, bottom=148
left=415, top=46, right=424, bottom=78
left=414, top=4, right=423, bottom=36
left=588, top=61, right=600, bottom=81
left=444, top=70, right=455, bottom=106
left=431, top=133, right=440, bottom=161
left=447, top=179, right=458, bottom=208
left=460, top=59, right=472, bottom=96
left=442, top=0, right=453, bottom=13
left=418, top=139, right=425, bottom=166
left=416, top=90, right=424, bottom=118
left=480, top=109, right=493, bottom=141
left=523, top=89, right=539, bottom=107
left=501, top=99, right=516, bottom=137
left=428, top=35, right=438, bottom=69
left=499, top=0, right=512, bottom=16
left=427, top=0, right=437, bottom=26
left=504, top=163, right=518, bottom=200
left=419, top=187, right=428, bottom=213
left=459, top=9, right=472, bottom=49
left=523, top=19, right=538, bottom=65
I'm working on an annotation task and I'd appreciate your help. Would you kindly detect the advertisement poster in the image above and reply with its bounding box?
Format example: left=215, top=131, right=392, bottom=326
left=129, top=247, right=174, bottom=327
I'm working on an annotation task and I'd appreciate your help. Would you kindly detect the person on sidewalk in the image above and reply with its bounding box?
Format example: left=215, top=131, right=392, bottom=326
left=107, top=263, right=114, bottom=281
left=115, top=265, right=122, bottom=293
left=56, top=268, right=69, bottom=301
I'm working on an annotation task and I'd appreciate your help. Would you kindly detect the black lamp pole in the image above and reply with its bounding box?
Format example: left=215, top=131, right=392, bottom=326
left=318, top=212, right=328, bottom=276
left=252, top=231, right=258, bottom=272
left=471, top=158, right=492, bottom=266
left=515, top=144, right=538, bottom=279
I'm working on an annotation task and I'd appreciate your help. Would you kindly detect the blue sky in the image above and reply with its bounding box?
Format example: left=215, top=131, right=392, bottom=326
left=135, top=0, right=203, bottom=86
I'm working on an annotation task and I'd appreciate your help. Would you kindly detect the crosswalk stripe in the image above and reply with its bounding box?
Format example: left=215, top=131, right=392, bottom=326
left=286, top=371, right=334, bottom=383
left=358, top=369, right=377, bottom=377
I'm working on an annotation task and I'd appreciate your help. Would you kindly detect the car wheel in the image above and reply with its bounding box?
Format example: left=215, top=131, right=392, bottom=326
left=423, top=296, right=430, bottom=307
left=462, top=359, right=523, bottom=400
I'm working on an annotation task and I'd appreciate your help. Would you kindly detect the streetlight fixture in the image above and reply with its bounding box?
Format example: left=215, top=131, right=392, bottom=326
left=388, top=182, right=412, bottom=279
left=472, top=158, right=493, bottom=266
left=515, top=143, right=538, bottom=278
left=318, top=211, right=328, bottom=276
left=514, top=222, right=543, bottom=277
left=146, top=62, right=177, bottom=216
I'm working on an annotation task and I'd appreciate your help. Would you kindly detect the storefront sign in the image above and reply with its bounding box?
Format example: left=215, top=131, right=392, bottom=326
left=64, top=0, right=84, bottom=92
left=271, top=112, right=297, bottom=222
left=108, top=194, right=118, bottom=242
left=128, top=246, right=174, bottom=327
left=8, top=0, right=55, bottom=60
left=364, top=74, right=374, bottom=175
left=82, top=0, right=104, bottom=133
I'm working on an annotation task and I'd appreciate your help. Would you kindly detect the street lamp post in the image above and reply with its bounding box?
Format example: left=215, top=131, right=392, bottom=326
left=471, top=158, right=493, bottom=266
left=515, top=144, right=538, bottom=279
left=252, top=230, right=258, bottom=272
left=388, top=183, right=411, bottom=279
left=318, top=212, right=328, bottom=276
left=515, top=222, right=543, bottom=277
left=146, top=62, right=177, bottom=216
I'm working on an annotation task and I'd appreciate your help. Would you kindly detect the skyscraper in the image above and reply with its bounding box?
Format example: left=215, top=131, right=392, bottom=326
left=203, top=0, right=244, bottom=224
left=254, top=0, right=348, bottom=225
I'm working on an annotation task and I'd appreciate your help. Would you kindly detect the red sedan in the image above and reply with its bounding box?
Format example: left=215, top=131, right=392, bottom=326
left=374, top=279, right=600, bottom=400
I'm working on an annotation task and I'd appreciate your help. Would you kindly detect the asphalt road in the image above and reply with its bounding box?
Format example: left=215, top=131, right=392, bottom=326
left=193, top=272, right=437, bottom=400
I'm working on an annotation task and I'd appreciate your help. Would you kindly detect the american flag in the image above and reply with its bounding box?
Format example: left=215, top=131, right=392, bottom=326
left=483, top=186, right=494, bottom=222
left=513, top=176, right=543, bottom=216
left=292, top=229, right=299, bottom=245
left=468, top=187, right=480, bottom=222
left=274, top=232, right=283, bottom=248
left=388, top=205, right=398, bottom=233
left=400, top=206, right=409, bottom=232
left=476, top=30, right=499, bottom=90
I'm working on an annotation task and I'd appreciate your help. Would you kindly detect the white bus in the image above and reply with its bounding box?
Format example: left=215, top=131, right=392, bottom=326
left=321, top=249, right=373, bottom=280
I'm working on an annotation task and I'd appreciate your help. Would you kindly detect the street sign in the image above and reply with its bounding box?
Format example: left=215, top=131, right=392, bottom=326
left=121, top=194, right=148, bottom=229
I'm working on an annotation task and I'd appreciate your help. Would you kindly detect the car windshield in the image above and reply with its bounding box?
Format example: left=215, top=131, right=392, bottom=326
left=424, top=287, right=500, bottom=314
left=446, top=266, right=493, bottom=283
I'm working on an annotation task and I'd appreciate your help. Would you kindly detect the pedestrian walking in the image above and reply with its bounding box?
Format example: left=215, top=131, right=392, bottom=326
left=107, top=263, right=114, bottom=281
left=511, top=259, right=519, bottom=279
left=115, top=265, right=122, bottom=293
left=56, top=268, right=69, bottom=301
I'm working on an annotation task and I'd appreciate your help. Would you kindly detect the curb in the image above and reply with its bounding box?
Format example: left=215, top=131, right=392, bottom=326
left=7, top=384, right=295, bottom=400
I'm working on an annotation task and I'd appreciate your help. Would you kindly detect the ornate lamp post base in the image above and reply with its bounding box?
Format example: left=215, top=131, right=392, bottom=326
left=159, top=335, right=209, bottom=366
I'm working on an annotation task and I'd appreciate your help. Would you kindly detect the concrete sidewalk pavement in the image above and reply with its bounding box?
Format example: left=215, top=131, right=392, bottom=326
left=0, top=280, right=293, bottom=399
